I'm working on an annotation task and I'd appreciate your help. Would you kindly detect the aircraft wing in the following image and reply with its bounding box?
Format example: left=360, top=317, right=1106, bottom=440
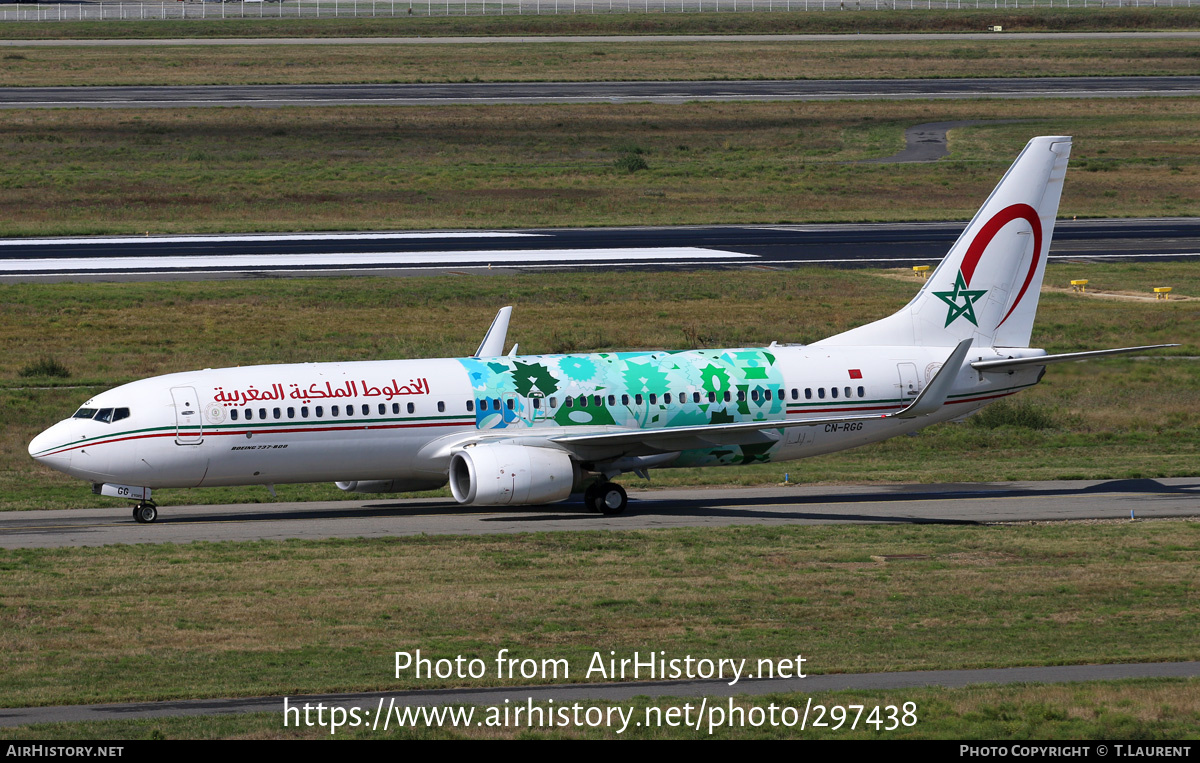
left=551, top=339, right=974, bottom=452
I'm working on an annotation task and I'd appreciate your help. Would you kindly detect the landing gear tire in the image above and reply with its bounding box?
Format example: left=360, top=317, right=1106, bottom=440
left=593, top=482, right=627, bottom=516
left=583, top=482, right=603, bottom=513
left=133, top=502, right=158, bottom=524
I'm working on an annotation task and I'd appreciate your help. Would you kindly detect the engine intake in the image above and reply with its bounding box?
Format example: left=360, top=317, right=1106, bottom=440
left=449, top=444, right=576, bottom=506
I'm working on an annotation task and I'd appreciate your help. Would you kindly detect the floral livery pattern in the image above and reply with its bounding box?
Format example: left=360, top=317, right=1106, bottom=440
left=457, top=348, right=786, bottom=466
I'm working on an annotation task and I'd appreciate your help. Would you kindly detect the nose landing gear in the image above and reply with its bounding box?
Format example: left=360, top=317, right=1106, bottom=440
left=132, top=501, right=158, bottom=524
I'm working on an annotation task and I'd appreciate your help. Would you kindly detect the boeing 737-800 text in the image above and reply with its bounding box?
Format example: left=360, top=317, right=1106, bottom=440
left=28, top=137, right=1175, bottom=522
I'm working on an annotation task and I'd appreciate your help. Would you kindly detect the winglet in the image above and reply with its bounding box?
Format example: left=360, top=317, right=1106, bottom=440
left=474, top=306, right=513, bottom=358
left=896, top=338, right=973, bottom=419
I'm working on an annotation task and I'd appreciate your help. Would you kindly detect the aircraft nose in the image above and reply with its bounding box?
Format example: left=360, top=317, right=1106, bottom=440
left=28, top=422, right=72, bottom=472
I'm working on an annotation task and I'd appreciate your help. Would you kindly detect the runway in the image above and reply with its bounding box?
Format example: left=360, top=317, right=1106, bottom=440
left=3, top=478, right=1196, bottom=549
left=3, top=76, right=1199, bottom=109
left=3, top=217, right=1198, bottom=281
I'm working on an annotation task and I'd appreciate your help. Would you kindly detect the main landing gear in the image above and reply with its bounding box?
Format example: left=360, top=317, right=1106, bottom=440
left=132, top=501, right=158, bottom=524
left=584, top=481, right=627, bottom=516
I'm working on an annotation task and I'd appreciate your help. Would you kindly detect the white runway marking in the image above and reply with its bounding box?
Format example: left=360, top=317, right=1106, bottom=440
left=1048, top=252, right=1200, bottom=260
left=0, top=231, right=543, bottom=247
left=5, top=247, right=755, bottom=273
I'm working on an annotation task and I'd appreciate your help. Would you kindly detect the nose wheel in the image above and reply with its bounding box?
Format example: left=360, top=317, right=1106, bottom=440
left=132, top=502, right=158, bottom=524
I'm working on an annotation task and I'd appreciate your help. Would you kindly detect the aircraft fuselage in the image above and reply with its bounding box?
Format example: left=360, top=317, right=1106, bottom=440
left=28, top=344, right=1042, bottom=492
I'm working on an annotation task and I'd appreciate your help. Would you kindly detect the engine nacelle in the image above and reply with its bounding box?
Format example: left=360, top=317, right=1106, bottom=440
left=335, top=477, right=447, bottom=494
left=449, top=443, right=577, bottom=506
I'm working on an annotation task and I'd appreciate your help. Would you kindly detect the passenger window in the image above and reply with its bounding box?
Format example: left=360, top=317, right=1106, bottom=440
left=506, top=399, right=514, bottom=410
left=245, top=409, right=253, bottom=421
left=273, top=408, right=281, bottom=419
left=480, top=399, right=489, bottom=412
left=333, top=405, right=340, bottom=417
left=818, top=388, right=825, bottom=399
left=492, top=398, right=500, bottom=411
left=301, top=406, right=309, bottom=419
left=532, top=398, right=540, bottom=410
left=737, top=391, right=746, bottom=402
left=378, top=403, right=386, bottom=415
left=112, top=408, right=130, bottom=422
left=565, top=397, right=574, bottom=409
left=724, top=391, right=732, bottom=402
left=362, top=404, right=369, bottom=416
left=693, top=392, right=701, bottom=404
left=622, top=394, right=630, bottom=405
left=831, top=387, right=839, bottom=399
left=649, top=394, right=657, bottom=405
left=845, top=387, right=852, bottom=398
left=258, top=408, right=266, bottom=420
left=549, top=397, right=557, bottom=408
left=467, top=400, right=475, bottom=413
left=230, top=409, right=239, bottom=421
left=608, top=395, right=616, bottom=406
left=315, top=406, right=323, bottom=418
left=805, top=388, right=812, bottom=400
left=344, top=406, right=352, bottom=417
left=708, top=392, right=716, bottom=403
left=407, top=402, right=415, bottom=414
left=664, top=393, right=672, bottom=405
left=392, top=403, right=399, bottom=414
left=858, top=386, right=865, bottom=398
left=438, top=401, right=445, bottom=413
left=635, top=394, right=643, bottom=405
left=287, top=407, right=295, bottom=419
left=791, top=389, right=799, bottom=400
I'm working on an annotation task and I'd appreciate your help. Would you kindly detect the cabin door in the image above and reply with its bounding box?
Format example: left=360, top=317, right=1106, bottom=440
left=170, top=386, right=204, bottom=445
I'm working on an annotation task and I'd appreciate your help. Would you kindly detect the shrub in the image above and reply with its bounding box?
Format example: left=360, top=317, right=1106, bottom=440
left=614, top=152, right=648, bottom=174
left=969, top=399, right=1056, bottom=430
left=18, top=357, right=71, bottom=379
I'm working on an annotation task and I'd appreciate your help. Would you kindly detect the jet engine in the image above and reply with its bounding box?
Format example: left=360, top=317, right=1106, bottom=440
left=335, top=477, right=447, bottom=494
left=449, top=443, right=577, bottom=505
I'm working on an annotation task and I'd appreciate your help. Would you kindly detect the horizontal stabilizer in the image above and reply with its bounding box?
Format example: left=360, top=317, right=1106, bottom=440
left=895, top=338, right=973, bottom=419
left=972, top=344, right=1179, bottom=372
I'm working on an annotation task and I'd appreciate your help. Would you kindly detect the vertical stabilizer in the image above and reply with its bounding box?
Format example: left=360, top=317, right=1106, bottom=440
left=818, top=136, right=1072, bottom=349
left=474, top=306, right=513, bottom=358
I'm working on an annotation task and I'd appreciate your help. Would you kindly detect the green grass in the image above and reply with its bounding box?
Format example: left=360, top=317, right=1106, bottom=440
left=3, top=99, right=1199, bottom=237
left=2, top=264, right=1196, bottom=512
left=2, top=8, right=1199, bottom=40
left=1, top=521, right=1197, bottom=709
left=7, top=38, right=1200, bottom=88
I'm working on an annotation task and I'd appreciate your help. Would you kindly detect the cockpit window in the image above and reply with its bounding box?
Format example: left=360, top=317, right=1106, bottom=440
left=73, top=406, right=131, bottom=423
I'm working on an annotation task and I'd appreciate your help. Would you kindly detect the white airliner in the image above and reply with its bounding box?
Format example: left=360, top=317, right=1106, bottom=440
left=29, top=136, right=1174, bottom=523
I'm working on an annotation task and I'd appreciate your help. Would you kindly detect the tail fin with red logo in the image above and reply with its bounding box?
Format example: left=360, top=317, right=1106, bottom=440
left=819, top=136, right=1072, bottom=349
